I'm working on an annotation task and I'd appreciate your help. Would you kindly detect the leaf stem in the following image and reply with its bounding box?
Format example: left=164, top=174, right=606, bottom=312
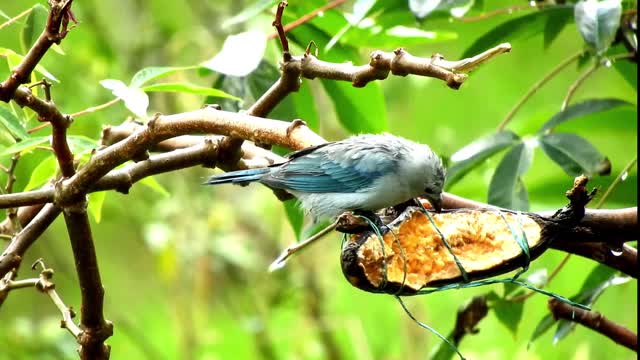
left=497, top=50, right=585, bottom=131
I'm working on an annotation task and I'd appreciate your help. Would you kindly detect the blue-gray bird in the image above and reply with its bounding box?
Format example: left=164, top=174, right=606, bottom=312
left=205, top=133, right=446, bottom=220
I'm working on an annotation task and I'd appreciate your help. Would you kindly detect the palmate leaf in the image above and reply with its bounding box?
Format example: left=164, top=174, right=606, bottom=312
left=488, top=141, right=534, bottom=211
left=539, top=133, right=611, bottom=177
left=446, top=130, right=520, bottom=189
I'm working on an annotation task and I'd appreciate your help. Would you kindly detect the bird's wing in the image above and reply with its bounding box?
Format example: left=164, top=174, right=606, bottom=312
left=261, top=142, right=398, bottom=193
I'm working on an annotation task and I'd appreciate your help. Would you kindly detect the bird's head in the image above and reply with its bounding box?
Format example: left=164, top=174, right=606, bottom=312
left=413, top=144, right=446, bottom=212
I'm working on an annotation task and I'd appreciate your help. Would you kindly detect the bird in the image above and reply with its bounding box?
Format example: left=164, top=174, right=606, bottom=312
left=205, top=133, right=446, bottom=221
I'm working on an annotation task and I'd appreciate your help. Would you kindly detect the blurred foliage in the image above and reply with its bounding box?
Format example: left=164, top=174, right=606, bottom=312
left=0, top=0, right=637, bottom=359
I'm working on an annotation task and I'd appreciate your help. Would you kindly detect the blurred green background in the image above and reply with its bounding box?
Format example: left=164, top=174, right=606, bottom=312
left=0, top=0, right=636, bottom=359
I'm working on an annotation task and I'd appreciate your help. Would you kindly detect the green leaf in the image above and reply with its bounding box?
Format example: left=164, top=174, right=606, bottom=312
left=321, top=80, right=387, bottom=134
left=446, top=130, right=520, bottom=189
left=1, top=136, right=48, bottom=155
left=341, top=25, right=457, bottom=48
left=20, top=4, right=48, bottom=54
left=553, top=266, right=631, bottom=343
left=0, top=105, right=29, bottom=140
left=130, top=66, right=196, bottom=88
left=528, top=313, right=556, bottom=347
left=539, top=98, right=632, bottom=133
left=488, top=142, right=534, bottom=210
left=88, top=191, right=106, bottom=223
left=283, top=200, right=304, bottom=241
left=614, top=55, right=637, bottom=89
left=24, top=156, right=57, bottom=191
left=539, top=133, right=611, bottom=177
left=463, top=6, right=573, bottom=58
left=0, top=47, right=59, bottom=82
left=141, top=82, right=242, bottom=101
left=67, top=135, right=98, bottom=155
left=221, top=0, right=279, bottom=28
left=574, top=0, right=622, bottom=54
left=139, top=176, right=170, bottom=197
left=543, top=7, right=573, bottom=48
left=492, top=297, right=524, bottom=336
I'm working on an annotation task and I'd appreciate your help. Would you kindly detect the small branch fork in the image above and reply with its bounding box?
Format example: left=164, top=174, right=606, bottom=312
left=0, top=1, right=635, bottom=358
left=0, top=259, right=82, bottom=338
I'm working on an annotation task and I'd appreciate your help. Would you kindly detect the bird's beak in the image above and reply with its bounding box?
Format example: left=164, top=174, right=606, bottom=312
left=427, top=193, right=443, bottom=212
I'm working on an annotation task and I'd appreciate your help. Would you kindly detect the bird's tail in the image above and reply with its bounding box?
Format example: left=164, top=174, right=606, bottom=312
left=204, top=168, right=270, bottom=185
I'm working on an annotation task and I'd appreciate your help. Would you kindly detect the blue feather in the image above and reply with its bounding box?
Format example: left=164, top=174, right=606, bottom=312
left=205, top=168, right=270, bottom=185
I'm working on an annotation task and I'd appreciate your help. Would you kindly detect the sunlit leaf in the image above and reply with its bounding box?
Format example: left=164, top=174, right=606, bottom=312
left=488, top=141, right=534, bottom=210
left=539, top=133, right=611, bottom=177
left=446, top=130, right=520, bottom=188
left=0, top=105, right=29, bottom=140
left=20, top=4, right=47, bottom=53
left=574, top=0, right=622, bottom=54
left=221, top=0, right=279, bottom=28
left=142, top=82, right=242, bottom=101
left=24, top=155, right=56, bottom=191
left=139, top=176, right=170, bottom=197
left=409, top=0, right=442, bottom=19
left=100, top=79, right=149, bottom=118
left=0, top=136, right=48, bottom=155
left=201, top=31, right=267, bottom=77
left=88, top=191, right=106, bottom=223
left=463, top=5, right=573, bottom=58
left=130, top=66, right=196, bottom=88
left=539, top=98, right=632, bottom=133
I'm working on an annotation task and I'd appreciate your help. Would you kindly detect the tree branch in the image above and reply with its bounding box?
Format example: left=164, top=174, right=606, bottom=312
left=549, top=298, right=638, bottom=351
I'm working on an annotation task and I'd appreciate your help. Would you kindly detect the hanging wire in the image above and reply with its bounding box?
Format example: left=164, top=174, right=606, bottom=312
left=395, top=295, right=466, bottom=360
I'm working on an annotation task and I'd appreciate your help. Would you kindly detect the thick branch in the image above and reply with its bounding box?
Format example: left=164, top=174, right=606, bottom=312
left=549, top=298, right=637, bottom=351
left=63, top=200, right=112, bottom=359
left=0, top=0, right=75, bottom=102
left=0, top=204, right=61, bottom=277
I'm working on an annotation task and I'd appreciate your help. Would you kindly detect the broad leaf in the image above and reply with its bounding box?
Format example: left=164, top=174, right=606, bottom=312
left=141, top=83, right=242, bottom=101
left=341, top=25, right=457, bottom=48
left=554, top=266, right=631, bottom=343
left=492, top=296, right=524, bottom=336
left=201, top=31, right=267, bottom=77
left=0, top=105, right=29, bottom=140
left=100, top=79, right=149, bottom=119
left=139, top=176, right=170, bottom=197
left=446, top=130, right=520, bottom=188
left=88, top=191, right=106, bottom=223
left=24, top=155, right=56, bottom=191
left=283, top=200, right=304, bottom=241
left=488, top=141, right=534, bottom=210
left=543, top=7, right=573, bottom=48
left=67, top=135, right=98, bottom=155
left=0, top=48, right=58, bottom=82
left=130, top=66, right=196, bottom=88
left=20, top=4, right=48, bottom=53
left=528, top=313, right=556, bottom=347
left=321, top=80, right=387, bottom=134
left=1, top=136, right=48, bottom=155
left=539, top=133, right=611, bottom=177
left=463, top=6, right=573, bottom=58
left=574, top=0, right=622, bottom=54
left=539, top=98, right=632, bottom=133
left=409, top=0, right=475, bottom=19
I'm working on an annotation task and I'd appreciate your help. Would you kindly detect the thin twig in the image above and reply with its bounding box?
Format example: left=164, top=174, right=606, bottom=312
left=0, top=7, right=33, bottom=31
left=549, top=298, right=638, bottom=351
left=497, top=50, right=584, bottom=131
left=266, top=0, right=348, bottom=40
left=562, top=53, right=636, bottom=110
